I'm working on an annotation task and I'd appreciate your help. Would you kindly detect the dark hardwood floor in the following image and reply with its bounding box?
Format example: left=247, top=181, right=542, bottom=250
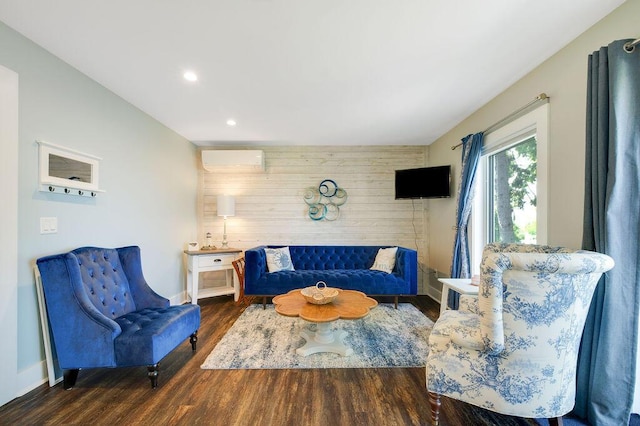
left=0, top=296, right=541, bottom=425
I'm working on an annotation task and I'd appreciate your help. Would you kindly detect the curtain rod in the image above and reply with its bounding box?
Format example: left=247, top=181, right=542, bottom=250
left=451, top=93, right=549, bottom=150
left=624, top=37, right=640, bottom=53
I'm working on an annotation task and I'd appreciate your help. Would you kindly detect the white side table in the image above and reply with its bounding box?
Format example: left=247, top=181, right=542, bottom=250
left=437, top=278, right=479, bottom=314
left=184, top=248, right=242, bottom=304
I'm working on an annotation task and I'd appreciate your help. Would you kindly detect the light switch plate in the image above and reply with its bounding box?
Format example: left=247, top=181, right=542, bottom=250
left=40, top=217, right=58, bottom=234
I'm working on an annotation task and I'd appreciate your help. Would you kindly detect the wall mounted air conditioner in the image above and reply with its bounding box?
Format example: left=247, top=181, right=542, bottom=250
left=201, top=150, right=265, bottom=172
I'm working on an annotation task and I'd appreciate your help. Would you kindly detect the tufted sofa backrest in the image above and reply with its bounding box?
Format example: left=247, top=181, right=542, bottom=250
left=285, top=246, right=382, bottom=270
left=71, top=247, right=137, bottom=319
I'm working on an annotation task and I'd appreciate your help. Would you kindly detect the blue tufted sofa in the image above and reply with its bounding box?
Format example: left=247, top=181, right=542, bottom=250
left=36, top=246, right=201, bottom=389
left=244, top=245, right=418, bottom=307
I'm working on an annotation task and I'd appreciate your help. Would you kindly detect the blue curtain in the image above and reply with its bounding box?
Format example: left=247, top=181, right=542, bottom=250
left=576, top=39, right=640, bottom=425
left=449, top=132, right=484, bottom=309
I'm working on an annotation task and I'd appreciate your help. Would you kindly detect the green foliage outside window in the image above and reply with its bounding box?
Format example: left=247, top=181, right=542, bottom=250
left=490, top=136, right=537, bottom=244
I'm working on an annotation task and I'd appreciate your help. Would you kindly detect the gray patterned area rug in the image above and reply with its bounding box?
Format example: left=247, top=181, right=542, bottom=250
left=201, top=303, right=433, bottom=369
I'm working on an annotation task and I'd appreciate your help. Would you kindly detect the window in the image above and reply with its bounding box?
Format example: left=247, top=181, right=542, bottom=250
left=469, top=104, right=549, bottom=273
left=487, top=135, right=537, bottom=243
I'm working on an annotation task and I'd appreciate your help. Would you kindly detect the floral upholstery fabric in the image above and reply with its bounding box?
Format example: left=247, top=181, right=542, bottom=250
left=426, top=243, right=614, bottom=419
left=458, top=294, right=478, bottom=314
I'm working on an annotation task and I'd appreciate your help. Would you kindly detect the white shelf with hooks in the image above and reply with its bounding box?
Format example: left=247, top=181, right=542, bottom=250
left=37, top=140, right=105, bottom=197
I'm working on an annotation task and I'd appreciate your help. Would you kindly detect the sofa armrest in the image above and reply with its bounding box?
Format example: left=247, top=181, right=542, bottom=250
left=394, top=247, right=418, bottom=294
left=449, top=311, right=486, bottom=351
left=245, top=246, right=268, bottom=289
left=37, top=254, right=123, bottom=367
left=117, top=246, right=169, bottom=309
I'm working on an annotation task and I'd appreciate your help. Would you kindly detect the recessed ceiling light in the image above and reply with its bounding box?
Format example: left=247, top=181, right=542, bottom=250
left=226, top=119, right=237, bottom=127
left=183, top=71, right=198, bottom=82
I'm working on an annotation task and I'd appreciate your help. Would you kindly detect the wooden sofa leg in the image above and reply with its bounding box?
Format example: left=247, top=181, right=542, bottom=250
left=549, top=417, right=563, bottom=426
left=394, top=296, right=398, bottom=309
left=190, top=331, right=198, bottom=351
left=263, top=296, right=267, bottom=309
left=63, top=369, right=79, bottom=390
left=147, top=364, right=159, bottom=389
left=428, top=391, right=441, bottom=426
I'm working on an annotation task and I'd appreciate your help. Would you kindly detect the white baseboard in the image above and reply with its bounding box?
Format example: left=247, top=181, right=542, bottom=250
left=169, top=291, right=190, bottom=305
left=16, top=360, right=50, bottom=398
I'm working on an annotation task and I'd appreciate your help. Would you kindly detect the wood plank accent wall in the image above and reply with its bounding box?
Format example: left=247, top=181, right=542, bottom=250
left=197, top=145, right=433, bottom=293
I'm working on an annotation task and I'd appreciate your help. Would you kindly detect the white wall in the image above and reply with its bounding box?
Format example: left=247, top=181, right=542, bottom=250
left=426, top=0, right=640, bottom=274
left=0, top=64, right=19, bottom=406
left=198, top=145, right=432, bottom=293
left=0, top=21, right=199, bottom=396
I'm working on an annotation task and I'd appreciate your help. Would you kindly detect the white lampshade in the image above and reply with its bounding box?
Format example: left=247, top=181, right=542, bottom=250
left=217, top=195, right=235, bottom=217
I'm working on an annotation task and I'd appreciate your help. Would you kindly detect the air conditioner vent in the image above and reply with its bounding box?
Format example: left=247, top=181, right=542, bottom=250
left=201, top=150, right=265, bottom=172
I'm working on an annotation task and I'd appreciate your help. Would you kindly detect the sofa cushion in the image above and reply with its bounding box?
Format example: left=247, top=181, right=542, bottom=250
left=114, top=304, right=201, bottom=366
left=370, top=246, right=398, bottom=273
left=252, top=269, right=410, bottom=295
left=265, top=246, right=295, bottom=272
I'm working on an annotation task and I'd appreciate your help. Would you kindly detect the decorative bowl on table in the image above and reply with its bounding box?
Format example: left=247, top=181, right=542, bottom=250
left=301, top=281, right=339, bottom=305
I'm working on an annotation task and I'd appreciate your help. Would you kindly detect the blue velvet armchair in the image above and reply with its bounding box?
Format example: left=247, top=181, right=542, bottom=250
left=36, top=246, right=201, bottom=389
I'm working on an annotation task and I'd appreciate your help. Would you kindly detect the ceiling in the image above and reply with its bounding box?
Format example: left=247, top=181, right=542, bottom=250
left=0, top=1, right=625, bottom=146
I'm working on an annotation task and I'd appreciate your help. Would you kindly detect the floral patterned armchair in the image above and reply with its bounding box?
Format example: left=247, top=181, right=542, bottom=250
left=426, top=243, right=614, bottom=425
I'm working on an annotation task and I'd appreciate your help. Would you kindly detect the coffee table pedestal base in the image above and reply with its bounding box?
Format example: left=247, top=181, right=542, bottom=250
left=297, top=322, right=353, bottom=357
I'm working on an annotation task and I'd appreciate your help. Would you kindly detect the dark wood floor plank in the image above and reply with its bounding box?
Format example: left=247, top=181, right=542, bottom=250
left=0, top=296, right=540, bottom=426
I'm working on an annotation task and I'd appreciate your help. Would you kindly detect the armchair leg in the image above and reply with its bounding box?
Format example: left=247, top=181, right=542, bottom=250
left=428, top=391, right=441, bottom=426
left=549, top=417, right=563, bottom=426
left=190, top=331, right=198, bottom=351
left=147, top=364, right=159, bottom=389
left=63, top=369, right=79, bottom=390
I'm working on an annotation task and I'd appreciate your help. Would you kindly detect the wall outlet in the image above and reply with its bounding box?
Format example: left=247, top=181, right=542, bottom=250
left=40, top=217, right=57, bottom=234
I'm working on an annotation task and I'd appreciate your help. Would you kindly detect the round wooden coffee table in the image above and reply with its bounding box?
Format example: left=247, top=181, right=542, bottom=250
left=272, top=289, right=377, bottom=356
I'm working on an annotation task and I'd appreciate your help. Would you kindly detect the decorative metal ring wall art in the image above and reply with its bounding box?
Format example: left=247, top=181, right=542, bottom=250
left=303, top=179, right=348, bottom=221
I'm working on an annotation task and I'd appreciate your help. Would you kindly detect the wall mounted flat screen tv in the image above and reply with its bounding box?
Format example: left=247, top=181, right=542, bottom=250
left=395, top=165, right=451, bottom=199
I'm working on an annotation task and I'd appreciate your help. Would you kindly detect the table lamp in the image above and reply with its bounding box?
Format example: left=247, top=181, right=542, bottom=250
left=217, top=195, right=235, bottom=248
